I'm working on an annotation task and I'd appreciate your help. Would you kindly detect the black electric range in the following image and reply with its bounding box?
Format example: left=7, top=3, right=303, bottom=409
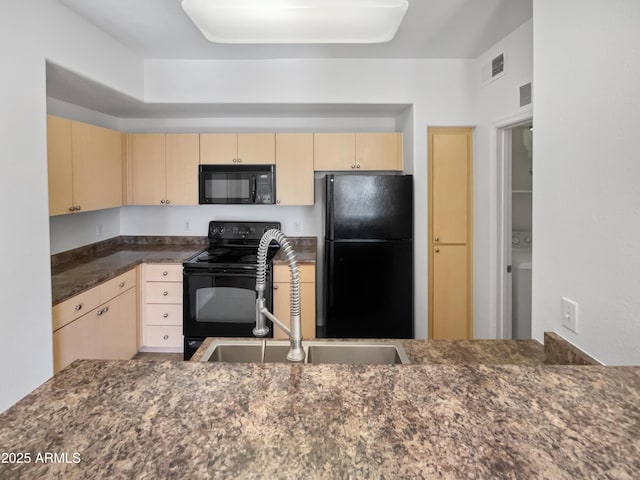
left=182, top=221, right=281, bottom=360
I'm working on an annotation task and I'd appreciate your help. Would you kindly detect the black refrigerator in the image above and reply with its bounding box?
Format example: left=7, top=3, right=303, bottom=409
left=324, top=174, right=413, bottom=339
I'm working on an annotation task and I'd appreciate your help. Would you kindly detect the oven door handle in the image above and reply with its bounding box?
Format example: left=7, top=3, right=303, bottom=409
left=184, top=269, right=265, bottom=278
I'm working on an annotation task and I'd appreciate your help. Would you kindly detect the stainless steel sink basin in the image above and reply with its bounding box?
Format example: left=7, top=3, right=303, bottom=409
left=200, top=339, right=410, bottom=365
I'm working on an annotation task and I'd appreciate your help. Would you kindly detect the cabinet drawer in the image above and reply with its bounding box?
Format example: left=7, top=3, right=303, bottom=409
left=99, top=269, right=136, bottom=303
left=52, top=287, right=101, bottom=331
left=145, top=304, right=183, bottom=326
left=144, top=325, right=183, bottom=348
left=145, top=282, right=183, bottom=304
left=145, top=264, right=183, bottom=282
left=273, top=263, right=315, bottom=283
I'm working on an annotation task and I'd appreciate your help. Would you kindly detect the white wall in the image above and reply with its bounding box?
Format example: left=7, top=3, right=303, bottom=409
left=0, top=1, right=142, bottom=411
left=532, top=0, right=640, bottom=364
left=473, top=20, right=533, bottom=338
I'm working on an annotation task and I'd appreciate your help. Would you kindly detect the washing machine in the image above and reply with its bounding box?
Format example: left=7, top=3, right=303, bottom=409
left=512, top=231, right=532, bottom=339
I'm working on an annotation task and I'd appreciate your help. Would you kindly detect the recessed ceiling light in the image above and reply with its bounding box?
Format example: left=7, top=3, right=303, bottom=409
left=181, top=0, right=409, bottom=44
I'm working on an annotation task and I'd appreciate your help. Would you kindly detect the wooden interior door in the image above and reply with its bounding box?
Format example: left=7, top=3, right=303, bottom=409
left=428, top=127, right=473, bottom=339
left=432, top=245, right=469, bottom=339
left=47, top=115, right=74, bottom=215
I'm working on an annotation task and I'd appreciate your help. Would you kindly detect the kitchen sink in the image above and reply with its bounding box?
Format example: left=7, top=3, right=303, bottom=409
left=200, top=339, right=410, bottom=365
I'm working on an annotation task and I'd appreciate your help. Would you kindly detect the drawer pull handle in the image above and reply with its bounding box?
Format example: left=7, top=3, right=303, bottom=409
left=75, top=304, right=82, bottom=311
left=163, top=313, right=169, bottom=318
left=119, top=282, right=125, bottom=288
left=163, top=335, right=169, bottom=340
left=162, top=271, right=168, bottom=276
left=163, top=291, right=169, bottom=296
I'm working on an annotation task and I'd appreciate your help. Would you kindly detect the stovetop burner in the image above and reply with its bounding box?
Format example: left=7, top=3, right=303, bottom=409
left=184, top=221, right=282, bottom=269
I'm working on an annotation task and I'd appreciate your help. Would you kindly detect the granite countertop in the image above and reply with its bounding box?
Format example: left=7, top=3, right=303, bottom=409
left=192, top=337, right=547, bottom=365
left=51, top=235, right=318, bottom=305
left=273, top=236, right=317, bottom=265
left=1, top=359, right=638, bottom=479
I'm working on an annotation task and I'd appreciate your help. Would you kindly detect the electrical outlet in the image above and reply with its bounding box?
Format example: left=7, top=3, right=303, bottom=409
left=96, top=224, right=103, bottom=237
left=561, top=297, right=578, bottom=333
left=184, top=220, right=191, bottom=231
left=293, top=221, right=301, bottom=233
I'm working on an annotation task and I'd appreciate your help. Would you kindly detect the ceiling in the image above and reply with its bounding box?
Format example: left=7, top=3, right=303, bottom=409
left=49, top=0, right=532, bottom=118
left=58, top=0, right=532, bottom=60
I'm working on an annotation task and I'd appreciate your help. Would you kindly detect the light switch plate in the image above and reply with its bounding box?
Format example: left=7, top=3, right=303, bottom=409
left=561, top=297, right=578, bottom=333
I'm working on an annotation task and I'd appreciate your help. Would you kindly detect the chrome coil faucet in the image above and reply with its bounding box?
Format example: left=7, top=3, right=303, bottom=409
left=253, top=229, right=305, bottom=363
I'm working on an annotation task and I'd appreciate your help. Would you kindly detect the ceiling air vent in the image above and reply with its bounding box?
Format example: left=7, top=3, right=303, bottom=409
left=481, top=52, right=505, bottom=86
left=520, top=82, right=532, bottom=107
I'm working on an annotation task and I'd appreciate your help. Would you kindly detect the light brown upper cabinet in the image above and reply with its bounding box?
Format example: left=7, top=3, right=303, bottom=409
left=128, top=133, right=199, bottom=206
left=275, top=133, right=314, bottom=205
left=428, top=127, right=473, bottom=340
left=314, top=132, right=403, bottom=171
left=200, top=133, right=275, bottom=165
left=47, top=115, right=123, bottom=216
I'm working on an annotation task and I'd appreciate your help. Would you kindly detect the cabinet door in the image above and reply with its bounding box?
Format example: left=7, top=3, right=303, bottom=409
left=130, top=133, right=166, bottom=205
left=200, top=133, right=237, bottom=164
left=71, top=121, right=123, bottom=213
left=432, top=245, right=470, bottom=339
left=98, top=288, right=137, bottom=360
left=356, top=133, right=403, bottom=171
left=431, top=130, right=470, bottom=244
left=313, top=133, right=355, bottom=171
left=166, top=134, right=199, bottom=205
left=52, top=308, right=98, bottom=374
left=47, top=115, right=74, bottom=216
left=275, top=133, right=314, bottom=205
left=273, top=282, right=316, bottom=340
left=237, top=133, right=275, bottom=164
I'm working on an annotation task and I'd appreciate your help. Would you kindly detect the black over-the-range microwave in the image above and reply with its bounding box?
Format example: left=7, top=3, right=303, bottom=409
left=199, top=164, right=275, bottom=205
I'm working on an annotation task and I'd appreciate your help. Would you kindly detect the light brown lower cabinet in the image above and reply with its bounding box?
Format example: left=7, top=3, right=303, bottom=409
left=432, top=245, right=469, bottom=339
left=52, top=270, right=137, bottom=373
left=272, top=264, right=316, bottom=340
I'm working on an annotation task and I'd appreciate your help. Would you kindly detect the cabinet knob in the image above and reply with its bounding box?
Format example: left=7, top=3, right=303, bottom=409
left=434, top=237, right=440, bottom=242
left=351, top=164, right=356, bottom=169
left=163, top=313, right=169, bottom=318
left=163, top=335, right=169, bottom=340
left=119, top=282, right=125, bottom=288
left=75, top=304, right=82, bottom=311
left=356, top=164, right=361, bottom=169
left=237, top=158, right=242, bottom=163
left=276, top=199, right=281, bottom=204
left=75, top=206, right=81, bottom=211
left=103, top=306, right=109, bottom=313
left=166, top=199, right=171, bottom=205
left=163, top=291, right=168, bottom=296
left=160, top=199, right=166, bottom=204
left=274, top=285, right=279, bottom=290
left=434, top=248, right=440, bottom=253
left=97, top=309, right=104, bottom=316
left=162, top=271, right=168, bottom=276
left=69, top=206, right=75, bottom=212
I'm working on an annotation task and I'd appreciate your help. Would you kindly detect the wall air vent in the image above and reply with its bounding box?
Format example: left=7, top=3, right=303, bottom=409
left=520, top=82, right=532, bottom=107
left=481, top=52, right=506, bottom=86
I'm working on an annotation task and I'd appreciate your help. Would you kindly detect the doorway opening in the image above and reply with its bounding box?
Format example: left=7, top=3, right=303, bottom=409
left=496, top=117, right=533, bottom=339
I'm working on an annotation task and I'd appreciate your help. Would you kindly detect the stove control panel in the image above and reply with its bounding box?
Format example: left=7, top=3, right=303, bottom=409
left=208, top=221, right=281, bottom=240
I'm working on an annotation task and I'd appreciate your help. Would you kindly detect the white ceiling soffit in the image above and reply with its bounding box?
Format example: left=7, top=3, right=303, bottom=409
left=58, top=0, right=532, bottom=59
left=46, top=63, right=410, bottom=118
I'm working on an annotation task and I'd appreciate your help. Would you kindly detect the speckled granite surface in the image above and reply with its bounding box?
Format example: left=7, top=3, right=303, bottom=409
left=544, top=332, right=602, bottom=365
left=273, top=236, right=317, bottom=264
left=192, top=337, right=546, bottom=365
left=0, top=359, right=638, bottom=479
left=51, top=236, right=316, bottom=305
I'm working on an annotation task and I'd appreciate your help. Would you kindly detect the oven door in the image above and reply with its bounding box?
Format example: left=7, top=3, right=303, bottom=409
left=183, top=268, right=273, bottom=338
